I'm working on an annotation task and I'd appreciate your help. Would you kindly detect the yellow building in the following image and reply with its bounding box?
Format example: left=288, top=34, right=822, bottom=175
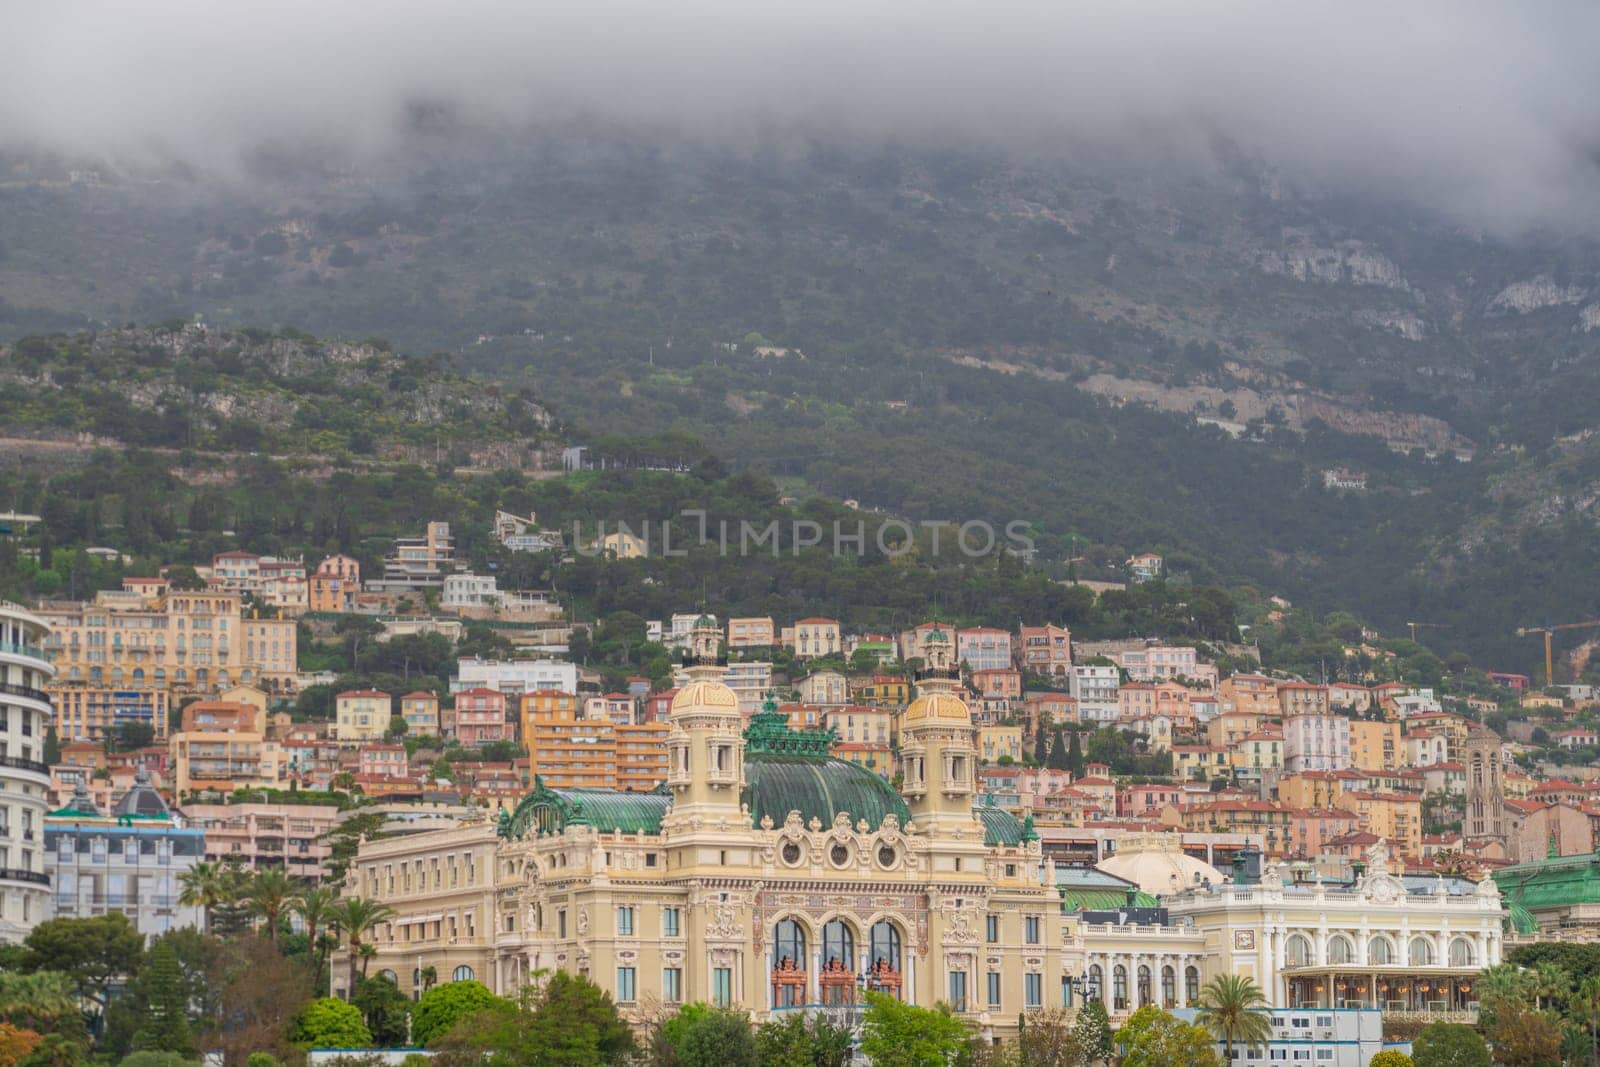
left=978, top=724, right=1024, bottom=764
left=595, top=531, right=647, bottom=559
left=169, top=700, right=288, bottom=795
left=1349, top=720, right=1402, bottom=772
left=38, top=586, right=298, bottom=696
left=346, top=623, right=1073, bottom=1038
left=726, top=617, right=776, bottom=649
left=401, top=691, right=441, bottom=736
left=336, top=690, right=392, bottom=742
left=1228, top=729, right=1283, bottom=774
left=49, top=686, right=172, bottom=743
left=1342, top=791, right=1423, bottom=859
left=854, top=675, right=910, bottom=708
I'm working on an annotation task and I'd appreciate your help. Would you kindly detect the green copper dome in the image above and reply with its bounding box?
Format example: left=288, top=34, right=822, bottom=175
left=743, top=754, right=911, bottom=831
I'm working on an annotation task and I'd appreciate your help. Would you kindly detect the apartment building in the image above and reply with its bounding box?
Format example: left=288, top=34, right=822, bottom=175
left=169, top=700, right=288, bottom=795
left=788, top=617, right=841, bottom=659
left=1116, top=645, right=1198, bottom=682
left=1069, top=665, right=1120, bottom=724
left=39, top=586, right=298, bottom=696
left=373, top=521, right=457, bottom=591
left=400, top=691, right=440, bottom=736
left=584, top=693, right=635, bottom=727
left=1277, top=682, right=1331, bottom=718
left=210, top=552, right=308, bottom=612
left=726, top=616, right=776, bottom=649
left=797, top=670, right=848, bottom=706
left=1348, top=720, right=1401, bottom=772
left=45, top=775, right=205, bottom=936
left=1216, top=674, right=1280, bottom=717
left=970, top=668, right=1023, bottom=701
left=452, top=688, right=508, bottom=746
left=336, top=690, right=393, bottom=743
left=0, top=601, right=54, bottom=942
left=615, top=722, right=670, bottom=792
left=451, top=657, right=577, bottom=696
left=947, top=627, right=1009, bottom=673
left=1282, top=713, right=1352, bottom=774
left=824, top=705, right=893, bottom=747
left=978, top=724, right=1024, bottom=764
left=308, top=555, right=361, bottom=614
left=179, top=801, right=341, bottom=879
left=49, top=686, right=172, bottom=744
left=1016, top=624, right=1072, bottom=680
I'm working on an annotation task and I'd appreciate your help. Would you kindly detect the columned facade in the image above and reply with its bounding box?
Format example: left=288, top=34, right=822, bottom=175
left=0, top=601, right=55, bottom=943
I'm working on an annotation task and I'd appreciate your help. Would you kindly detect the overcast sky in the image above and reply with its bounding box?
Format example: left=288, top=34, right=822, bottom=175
left=3, top=1, right=1598, bottom=232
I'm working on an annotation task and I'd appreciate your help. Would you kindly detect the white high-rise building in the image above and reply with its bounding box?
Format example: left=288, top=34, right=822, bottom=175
left=0, top=601, right=56, bottom=943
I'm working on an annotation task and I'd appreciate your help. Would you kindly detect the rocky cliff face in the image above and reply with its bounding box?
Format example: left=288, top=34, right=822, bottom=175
left=1489, top=276, right=1588, bottom=314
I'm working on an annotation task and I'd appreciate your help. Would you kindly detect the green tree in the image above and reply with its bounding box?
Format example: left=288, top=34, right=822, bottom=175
left=859, top=991, right=969, bottom=1066
left=429, top=972, right=631, bottom=1067
left=1046, top=726, right=1070, bottom=771
left=754, top=1010, right=852, bottom=1067
left=1477, top=963, right=1536, bottom=1025
left=1530, top=961, right=1571, bottom=1012
left=1115, top=1006, right=1218, bottom=1067
left=1411, top=1021, right=1490, bottom=1067
left=292, top=998, right=372, bottom=1049
left=1193, top=974, right=1271, bottom=1062
left=176, top=861, right=248, bottom=934
left=130, top=940, right=194, bottom=1057
left=663, top=1003, right=758, bottom=1067
left=414, top=981, right=506, bottom=1047
left=351, top=975, right=412, bottom=1048
left=243, top=868, right=299, bottom=944
left=115, top=1053, right=201, bottom=1067
left=330, top=898, right=395, bottom=1000
left=22, top=913, right=144, bottom=1016
left=1065, top=730, right=1085, bottom=777
left=1073, top=998, right=1114, bottom=1067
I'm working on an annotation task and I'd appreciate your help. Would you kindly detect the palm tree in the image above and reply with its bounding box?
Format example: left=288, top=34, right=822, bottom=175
left=246, top=867, right=301, bottom=943
left=359, top=943, right=378, bottom=980
left=1532, top=961, right=1572, bottom=1012
left=332, top=897, right=395, bottom=999
left=294, top=885, right=341, bottom=987
left=1477, top=963, right=1536, bottom=1021
left=0, top=971, right=78, bottom=1031
left=1569, top=975, right=1600, bottom=1065
left=177, top=861, right=232, bottom=931
left=1195, top=974, right=1273, bottom=1063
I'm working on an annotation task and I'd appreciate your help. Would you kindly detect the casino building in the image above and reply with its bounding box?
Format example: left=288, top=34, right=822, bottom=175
left=347, top=622, right=1074, bottom=1038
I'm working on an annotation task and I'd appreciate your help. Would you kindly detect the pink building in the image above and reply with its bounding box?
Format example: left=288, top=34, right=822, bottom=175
left=358, top=743, right=409, bottom=778
left=1288, top=806, right=1361, bottom=858
left=956, top=627, right=1013, bottom=672
left=454, top=687, right=509, bottom=746
left=1118, top=680, right=1198, bottom=726
left=1119, top=783, right=1183, bottom=818
left=969, top=668, right=1023, bottom=701
left=1016, top=624, right=1072, bottom=680
left=585, top=693, right=636, bottom=726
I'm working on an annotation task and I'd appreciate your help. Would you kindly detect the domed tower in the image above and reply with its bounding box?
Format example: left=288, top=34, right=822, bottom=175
left=900, top=625, right=979, bottom=829
left=665, top=615, right=745, bottom=818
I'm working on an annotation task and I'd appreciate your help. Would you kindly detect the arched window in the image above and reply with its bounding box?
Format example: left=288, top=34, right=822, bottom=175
left=1327, top=935, right=1354, bottom=965
left=1161, top=965, right=1176, bottom=1007
left=1185, top=966, right=1200, bottom=1006
left=1089, top=964, right=1104, bottom=1004
left=868, top=922, right=903, bottom=997
left=774, top=919, right=806, bottom=969
left=1449, top=937, right=1475, bottom=968
left=453, top=965, right=474, bottom=982
left=1136, top=965, right=1152, bottom=1007
left=132, top=668, right=144, bottom=682
left=822, top=920, right=855, bottom=971
left=1285, top=934, right=1312, bottom=967
left=376, top=969, right=397, bottom=984
left=1112, top=965, right=1128, bottom=1011
left=1409, top=937, right=1435, bottom=966
left=1368, top=936, right=1395, bottom=965
left=773, top=919, right=807, bottom=1007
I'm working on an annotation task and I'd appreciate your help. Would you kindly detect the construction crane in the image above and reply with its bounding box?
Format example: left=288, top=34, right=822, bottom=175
left=1406, top=621, right=1448, bottom=643
left=1516, top=618, right=1600, bottom=687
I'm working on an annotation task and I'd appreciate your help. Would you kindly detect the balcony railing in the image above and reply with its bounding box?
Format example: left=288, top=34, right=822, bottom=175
left=0, top=682, right=50, bottom=704
left=0, top=755, right=50, bottom=776
left=0, top=867, right=49, bottom=886
left=0, top=641, right=46, bottom=660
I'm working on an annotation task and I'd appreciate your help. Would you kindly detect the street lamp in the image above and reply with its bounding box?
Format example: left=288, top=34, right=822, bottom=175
left=1063, top=973, right=1101, bottom=1006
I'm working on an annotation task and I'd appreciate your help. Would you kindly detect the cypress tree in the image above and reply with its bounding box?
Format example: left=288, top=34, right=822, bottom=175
left=1066, top=729, right=1086, bottom=776
left=1032, top=713, right=1051, bottom=766
left=132, top=940, right=195, bottom=1057
left=1047, top=725, right=1070, bottom=771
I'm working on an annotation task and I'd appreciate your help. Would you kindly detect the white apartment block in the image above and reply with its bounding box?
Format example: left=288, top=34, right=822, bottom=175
left=451, top=657, right=578, bottom=696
